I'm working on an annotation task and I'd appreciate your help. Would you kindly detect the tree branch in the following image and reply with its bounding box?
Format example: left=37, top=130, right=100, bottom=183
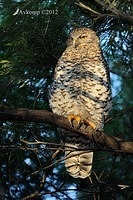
left=0, top=107, right=133, bottom=153
left=75, top=1, right=133, bottom=23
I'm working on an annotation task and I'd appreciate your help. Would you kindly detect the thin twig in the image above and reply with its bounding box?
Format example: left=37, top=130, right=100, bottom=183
left=75, top=1, right=133, bottom=22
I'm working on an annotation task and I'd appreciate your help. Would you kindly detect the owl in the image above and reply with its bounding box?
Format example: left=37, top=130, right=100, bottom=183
left=49, top=27, right=112, bottom=178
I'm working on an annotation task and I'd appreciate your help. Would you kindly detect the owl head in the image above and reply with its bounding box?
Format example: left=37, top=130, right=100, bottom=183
left=67, top=27, right=99, bottom=48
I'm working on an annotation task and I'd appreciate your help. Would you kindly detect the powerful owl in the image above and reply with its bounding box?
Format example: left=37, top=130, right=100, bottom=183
left=49, top=27, right=112, bottom=178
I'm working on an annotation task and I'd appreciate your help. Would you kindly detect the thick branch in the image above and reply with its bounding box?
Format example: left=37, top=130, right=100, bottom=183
left=75, top=1, right=133, bottom=23
left=0, top=107, right=133, bottom=153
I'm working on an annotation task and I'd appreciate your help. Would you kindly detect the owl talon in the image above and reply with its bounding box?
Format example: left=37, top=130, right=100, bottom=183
left=68, top=115, right=82, bottom=128
left=83, top=119, right=96, bottom=130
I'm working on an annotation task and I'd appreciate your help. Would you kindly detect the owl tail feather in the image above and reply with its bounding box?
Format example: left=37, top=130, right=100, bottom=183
left=64, top=133, right=93, bottom=179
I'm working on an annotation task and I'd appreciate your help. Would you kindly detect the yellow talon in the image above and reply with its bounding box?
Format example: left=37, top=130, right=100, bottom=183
left=84, top=119, right=96, bottom=130
left=68, top=115, right=81, bottom=127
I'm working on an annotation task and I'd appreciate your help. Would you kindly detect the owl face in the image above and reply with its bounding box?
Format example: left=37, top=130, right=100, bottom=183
left=67, top=27, right=99, bottom=48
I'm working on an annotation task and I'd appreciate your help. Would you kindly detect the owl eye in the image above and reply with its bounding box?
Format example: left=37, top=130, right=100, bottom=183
left=79, top=35, right=86, bottom=39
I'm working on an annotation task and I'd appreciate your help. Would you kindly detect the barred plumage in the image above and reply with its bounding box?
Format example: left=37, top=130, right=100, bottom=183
left=49, top=27, right=112, bottom=178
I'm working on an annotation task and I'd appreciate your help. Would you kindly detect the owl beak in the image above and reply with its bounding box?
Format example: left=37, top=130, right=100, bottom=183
left=73, top=39, right=78, bottom=48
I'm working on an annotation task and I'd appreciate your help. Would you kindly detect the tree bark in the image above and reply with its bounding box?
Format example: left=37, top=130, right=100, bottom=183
left=0, top=107, right=133, bottom=153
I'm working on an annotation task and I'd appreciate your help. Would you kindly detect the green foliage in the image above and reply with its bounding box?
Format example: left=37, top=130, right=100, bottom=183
left=0, top=0, right=133, bottom=199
